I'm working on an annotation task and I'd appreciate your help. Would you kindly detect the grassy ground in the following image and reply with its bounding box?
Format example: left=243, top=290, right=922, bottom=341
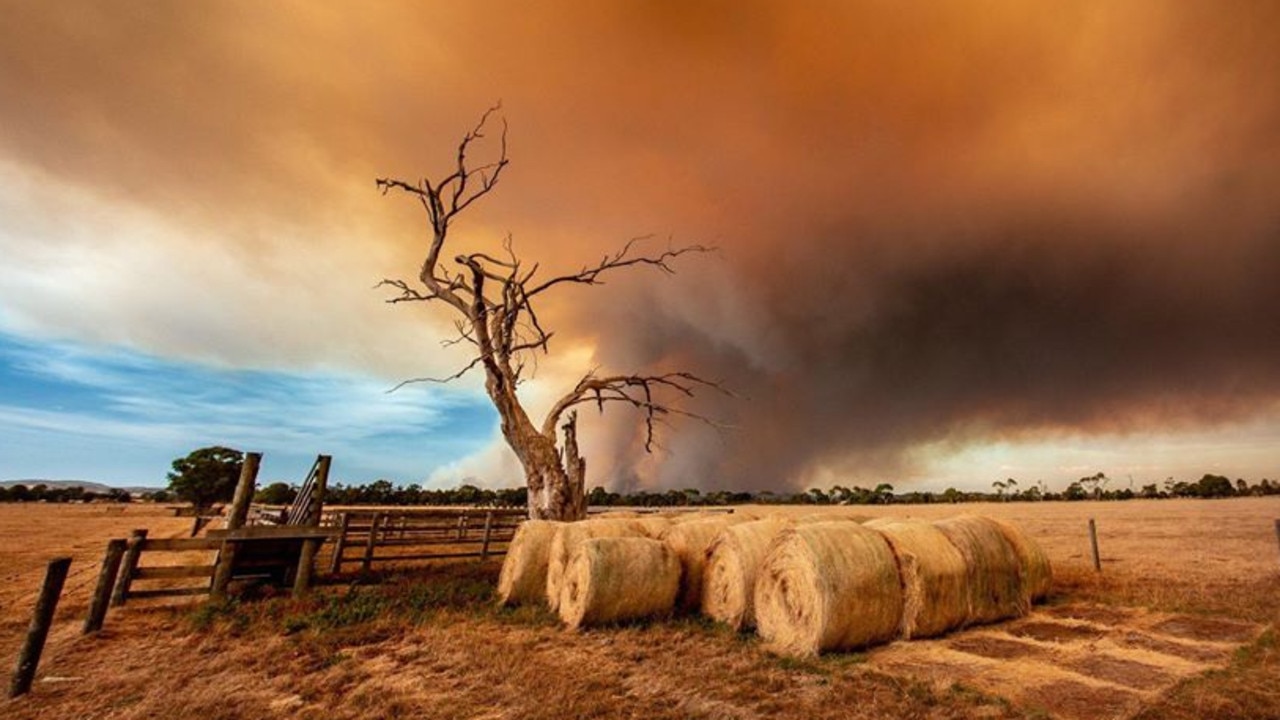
left=1, top=499, right=1277, bottom=719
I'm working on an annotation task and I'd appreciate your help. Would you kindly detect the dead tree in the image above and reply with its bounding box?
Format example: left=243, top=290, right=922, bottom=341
left=375, top=107, right=721, bottom=521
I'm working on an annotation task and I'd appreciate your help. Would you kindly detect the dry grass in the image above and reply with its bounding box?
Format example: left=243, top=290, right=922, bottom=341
left=1, top=498, right=1277, bottom=718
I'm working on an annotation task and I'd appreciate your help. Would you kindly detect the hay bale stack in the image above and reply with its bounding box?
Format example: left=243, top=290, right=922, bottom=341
left=496, top=520, right=563, bottom=606
left=558, top=537, right=680, bottom=629
left=701, top=518, right=793, bottom=630
left=933, top=515, right=1028, bottom=625
left=594, top=510, right=640, bottom=518
left=864, top=518, right=968, bottom=639
left=658, top=517, right=737, bottom=613
left=545, top=519, right=647, bottom=611
left=989, top=517, right=1052, bottom=602
left=754, top=522, right=903, bottom=656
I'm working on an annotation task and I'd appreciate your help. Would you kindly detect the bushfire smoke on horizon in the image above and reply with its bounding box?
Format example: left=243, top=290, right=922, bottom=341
left=2, top=1, right=1279, bottom=490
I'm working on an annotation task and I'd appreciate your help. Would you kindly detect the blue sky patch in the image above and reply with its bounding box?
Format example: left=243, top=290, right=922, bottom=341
left=0, top=331, right=499, bottom=487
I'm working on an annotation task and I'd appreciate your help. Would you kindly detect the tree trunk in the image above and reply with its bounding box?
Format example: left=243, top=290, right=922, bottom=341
left=517, top=430, right=586, bottom=521
left=487, top=376, right=586, bottom=521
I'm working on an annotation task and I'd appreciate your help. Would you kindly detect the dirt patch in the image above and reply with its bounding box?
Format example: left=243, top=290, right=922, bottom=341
left=1008, top=621, right=1108, bottom=644
left=1063, top=653, right=1176, bottom=691
left=1114, top=631, right=1231, bottom=664
left=948, top=635, right=1052, bottom=661
left=1019, top=679, right=1143, bottom=720
left=1150, top=616, right=1259, bottom=644
left=1045, top=604, right=1137, bottom=626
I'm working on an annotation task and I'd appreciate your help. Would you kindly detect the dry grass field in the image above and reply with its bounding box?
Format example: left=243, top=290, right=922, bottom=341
left=1, top=498, right=1277, bottom=719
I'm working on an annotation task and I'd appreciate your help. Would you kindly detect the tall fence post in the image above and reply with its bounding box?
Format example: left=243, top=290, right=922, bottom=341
left=1088, top=518, right=1101, bottom=572
left=1274, top=519, right=1279, bottom=567
left=226, top=451, right=262, bottom=531
left=111, top=529, right=148, bottom=607
left=83, top=538, right=127, bottom=634
left=9, top=557, right=72, bottom=698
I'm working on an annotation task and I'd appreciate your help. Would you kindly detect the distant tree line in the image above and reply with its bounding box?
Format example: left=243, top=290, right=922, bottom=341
left=4, top=471, right=1275, bottom=507
left=243, top=471, right=1280, bottom=508
left=0, top=484, right=133, bottom=503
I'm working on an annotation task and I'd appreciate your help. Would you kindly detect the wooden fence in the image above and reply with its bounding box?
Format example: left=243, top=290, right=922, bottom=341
left=108, top=529, right=221, bottom=607
left=323, top=508, right=526, bottom=573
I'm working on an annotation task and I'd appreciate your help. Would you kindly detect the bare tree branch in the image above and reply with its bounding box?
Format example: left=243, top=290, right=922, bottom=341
left=527, top=238, right=715, bottom=298
left=541, top=371, right=731, bottom=451
left=385, top=354, right=485, bottom=392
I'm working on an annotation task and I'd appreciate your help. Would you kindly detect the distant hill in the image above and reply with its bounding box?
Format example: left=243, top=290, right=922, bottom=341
left=0, top=479, right=158, bottom=494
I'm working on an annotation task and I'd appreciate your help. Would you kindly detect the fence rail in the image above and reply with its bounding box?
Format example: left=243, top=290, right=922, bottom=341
left=323, top=508, right=526, bottom=573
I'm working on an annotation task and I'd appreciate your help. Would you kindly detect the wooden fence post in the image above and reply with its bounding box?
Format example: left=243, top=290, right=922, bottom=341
left=362, top=513, right=384, bottom=574
left=1274, top=519, right=1279, bottom=566
left=1088, top=518, right=1101, bottom=572
left=9, top=557, right=71, bottom=698
left=83, top=538, right=127, bottom=634
left=480, top=512, right=494, bottom=561
left=111, top=529, right=148, bottom=607
left=210, top=540, right=239, bottom=600
left=328, top=512, right=351, bottom=574
left=225, top=451, right=262, bottom=531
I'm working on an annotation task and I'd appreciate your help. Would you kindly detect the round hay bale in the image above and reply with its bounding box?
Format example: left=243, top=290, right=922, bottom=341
left=496, top=520, right=563, bottom=607
left=864, top=518, right=968, bottom=639
left=933, top=515, right=1028, bottom=625
left=754, top=522, right=903, bottom=656
left=701, top=518, right=793, bottom=630
left=544, top=519, right=647, bottom=611
left=558, top=537, right=680, bottom=629
left=657, top=517, right=737, bottom=613
left=988, top=517, right=1052, bottom=602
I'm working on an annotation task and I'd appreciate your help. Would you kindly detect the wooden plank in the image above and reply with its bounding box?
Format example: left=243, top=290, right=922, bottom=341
left=126, top=587, right=211, bottom=599
left=132, top=565, right=216, bottom=580
left=142, top=537, right=225, bottom=551
left=207, top=526, right=336, bottom=540
left=366, top=550, right=506, bottom=562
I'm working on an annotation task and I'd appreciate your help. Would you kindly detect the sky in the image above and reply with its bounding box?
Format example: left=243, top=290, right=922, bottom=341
left=1, top=1, right=1278, bottom=491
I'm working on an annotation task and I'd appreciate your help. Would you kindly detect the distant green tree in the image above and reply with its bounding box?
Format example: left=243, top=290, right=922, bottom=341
left=1194, top=474, right=1234, bottom=498
left=166, top=446, right=244, bottom=511
left=254, top=482, right=297, bottom=505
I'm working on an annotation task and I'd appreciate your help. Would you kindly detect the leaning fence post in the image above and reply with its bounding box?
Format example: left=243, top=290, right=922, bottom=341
left=111, top=529, right=148, bottom=607
left=9, top=557, right=72, bottom=698
left=225, top=451, right=262, bottom=531
left=83, top=539, right=127, bottom=634
left=1088, top=518, right=1101, bottom=572
left=210, top=539, right=239, bottom=600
